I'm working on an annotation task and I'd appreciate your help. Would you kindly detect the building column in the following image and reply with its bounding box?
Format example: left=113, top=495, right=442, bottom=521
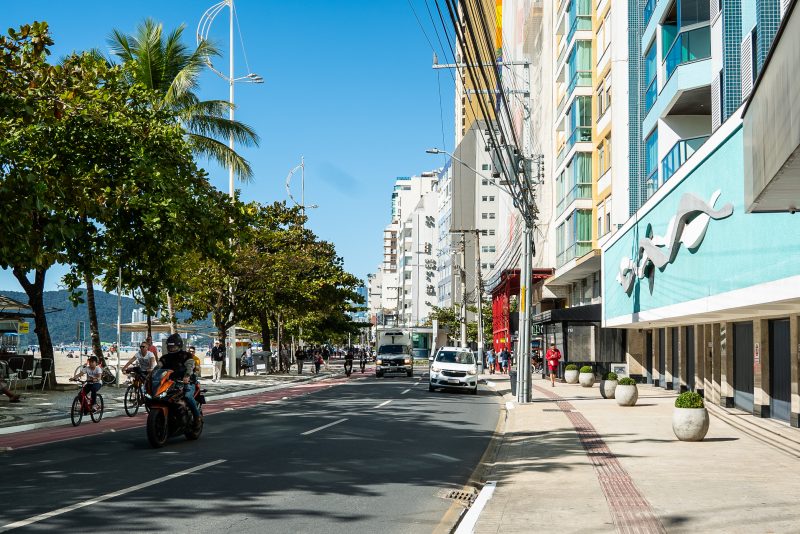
left=719, top=322, right=734, bottom=407
left=628, top=330, right=645, bottom=381
left=678, top=326, right=687, bottom=392
left=695, top=324, right=705, bottom=396
left=653, top=329, right=662, bottom=387
left=791, top=315, right=800, bottom=428
left=753, top=319, right=770, bottom=418
left=665, top=327, right=674, bottom=390
left=703, top=324, right=714, bottom=402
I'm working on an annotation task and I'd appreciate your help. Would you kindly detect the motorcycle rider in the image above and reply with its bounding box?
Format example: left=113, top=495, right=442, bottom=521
left=156, top=333, right=202, bottom=429
left=344, top=347, right=354, bottom=376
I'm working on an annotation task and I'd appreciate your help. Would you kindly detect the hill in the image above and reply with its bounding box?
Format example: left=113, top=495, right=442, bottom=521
left=1, top=289, right=212, bottom=345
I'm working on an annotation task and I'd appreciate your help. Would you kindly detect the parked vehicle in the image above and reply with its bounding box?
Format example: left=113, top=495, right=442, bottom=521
left=428, top=346, right=478, bottom=394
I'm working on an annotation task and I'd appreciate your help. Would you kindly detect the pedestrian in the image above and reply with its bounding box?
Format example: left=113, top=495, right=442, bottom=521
left=211, top=340, right=225, bottom=382
left=146, top=336, right=159, bottom=364
left=296, top=348, right=305, bottom=375
left=0, top=378, right=20, bottom=403
left=499, top=347, right=510, bottom=374
left=486, top=349, right=496, bottom=375
left=314, top=352, right=323, bottom=374
left=545, top=342, right=562, bottom=387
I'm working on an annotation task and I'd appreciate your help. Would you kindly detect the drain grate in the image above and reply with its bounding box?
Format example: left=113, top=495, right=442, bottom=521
left=439, top=488, right=478, bottom=507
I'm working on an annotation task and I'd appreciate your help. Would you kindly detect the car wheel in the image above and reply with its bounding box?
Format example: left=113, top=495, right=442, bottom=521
left=407, top=370, right=413, bottom=377
left=470, top=385, right=478, bottom=395
left=428, top=384, right=436, bottom=392
left=376, top=372, right=383, bottom=378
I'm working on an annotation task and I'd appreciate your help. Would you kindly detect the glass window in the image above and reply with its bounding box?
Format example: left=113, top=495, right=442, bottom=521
left=598, top=144, right=605, bottom=174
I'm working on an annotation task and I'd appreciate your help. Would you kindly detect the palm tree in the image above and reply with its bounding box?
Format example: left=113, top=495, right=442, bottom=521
left=108, top=18, right=260, bottom=179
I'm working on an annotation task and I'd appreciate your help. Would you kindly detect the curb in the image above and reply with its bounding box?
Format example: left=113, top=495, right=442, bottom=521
left=0, top=372, right=342, bottom=436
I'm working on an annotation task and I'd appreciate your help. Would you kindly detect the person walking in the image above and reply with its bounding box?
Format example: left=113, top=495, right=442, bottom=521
left=211, top=340, right=225, bottom=382
left=545, top=342, right=562, bottom=387
left=486, top=349, right=496, bottom=375
left=499, top=348, right=510, bottom=374
left=296, top=347, right=306, bottom=375
left=145, top=336, right=159, bottom=364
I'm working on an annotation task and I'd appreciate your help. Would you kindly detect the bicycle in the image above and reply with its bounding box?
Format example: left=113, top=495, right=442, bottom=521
left=74, top=361, right=117, bottom=386
left=69, top=378, right=104, bottom=426
left=123, top=369, right=149, bottom=417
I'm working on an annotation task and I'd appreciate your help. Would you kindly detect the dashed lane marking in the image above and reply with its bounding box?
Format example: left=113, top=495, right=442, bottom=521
left=301, top=418, right=348, bottom=436
left=375, top=400, right=392, bottom=408
left=401, top=388, right=411, bottom=395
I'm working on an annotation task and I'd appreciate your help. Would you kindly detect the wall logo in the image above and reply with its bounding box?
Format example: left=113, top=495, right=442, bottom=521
left=617, top=190, right=734, bottom=294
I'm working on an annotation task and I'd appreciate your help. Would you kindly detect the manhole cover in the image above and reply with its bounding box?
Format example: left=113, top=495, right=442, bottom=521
left=438, top=488, right=478, bottom=507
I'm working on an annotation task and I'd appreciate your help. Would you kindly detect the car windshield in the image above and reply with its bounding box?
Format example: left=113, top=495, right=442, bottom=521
left=435, top=351, right=475, bottom=365
left=378, top=345, right=407, bottom=355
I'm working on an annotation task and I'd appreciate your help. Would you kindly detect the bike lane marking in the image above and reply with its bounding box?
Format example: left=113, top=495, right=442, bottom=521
left=0, top=459, right=226, bottom=532
left=0, top=378, right=350, bottom=451
left=375, top=400, right=393, bottom=408
left=301, top=418, right=348, bottom=436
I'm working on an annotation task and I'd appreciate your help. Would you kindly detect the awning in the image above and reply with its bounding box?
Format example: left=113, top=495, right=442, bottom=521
left=531, top=304, right=601, bottom=324
left=118, top=321, right=201, bottom=334
left=0, top=295, right=34, bottom=319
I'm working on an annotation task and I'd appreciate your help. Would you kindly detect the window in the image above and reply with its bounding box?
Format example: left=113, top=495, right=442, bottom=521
left=490, top=263, right=495, bottom=269
left=481, top=229, right=488, bottom=236
left=489, top=229, right=495, bottom=236
left=481, top=163, right=492, bottom=171
left=489, top=196, right=495, bottom=201
left=598, top=144, right=605, bottom=175
left=482, top=178, right=489, bottom=185
left=482, top=263, right=488, bottom=269
left=489, top=213, right=496, bottom=219
left=481, top=246, right=496, bottom=253
left=481, top=213, right=488, bottom=220
left=645, top=129, right=659, bottom=196
left=482, top=196, right=488, bottom=201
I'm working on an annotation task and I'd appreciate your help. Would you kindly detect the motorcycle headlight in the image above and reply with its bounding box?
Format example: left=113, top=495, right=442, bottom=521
left=158, top=391, right=167, bottom=398
left=376, top=359, right=382, bottom=365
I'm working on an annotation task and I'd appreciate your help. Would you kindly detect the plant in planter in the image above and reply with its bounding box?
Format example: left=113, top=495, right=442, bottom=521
left=615, top=377, right=638, bottom=406
left=564, top=364, right=579, bottom=384
left=672, top=391, right=709, bottom=441
left=578, top=365, right=595, bottom=387
left=600, top=371, right=618, bottom=399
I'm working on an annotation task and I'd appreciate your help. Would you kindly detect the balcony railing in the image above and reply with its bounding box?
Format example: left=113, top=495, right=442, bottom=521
left=661, top=135, right=709, bottom=182
left=643, top=0, right=657, bottom=27
left=664, top=25, right=711, bottom=82
left=644, top=76, right=658, bottom=114
left=566, top=15, right=592, bottom=45
left=556, top=182, right=593, bottom=216
left=567, top=70, right=592, bottom=96
left=557, top=126, right=592, bottom=166
left=556, top=240, right=593, bottom=267
left=644, top=167, right=659, bottom=199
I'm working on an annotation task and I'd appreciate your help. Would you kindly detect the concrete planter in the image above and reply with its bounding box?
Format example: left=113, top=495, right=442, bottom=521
left=579, top=372, right=595, bottom=387
left=672, top=407, right=710, bottom=441
left=600, top=379, right=618, bottom=399
left=564, top=369, right=579, bottom=384
left=615, top=384, right=638, bottom=406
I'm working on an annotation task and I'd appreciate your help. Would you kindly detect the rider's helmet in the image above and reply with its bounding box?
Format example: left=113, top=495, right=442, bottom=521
left=166, top=333, right=183, bottom=353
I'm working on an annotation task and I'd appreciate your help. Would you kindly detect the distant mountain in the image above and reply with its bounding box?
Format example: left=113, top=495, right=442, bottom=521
left=1, top=289, right=213, bottom=346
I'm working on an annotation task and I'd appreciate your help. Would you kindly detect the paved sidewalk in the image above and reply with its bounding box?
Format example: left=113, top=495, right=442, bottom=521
left=469, top=375, right=800, bottom=533
left=0, top=366, right=344, bottom=434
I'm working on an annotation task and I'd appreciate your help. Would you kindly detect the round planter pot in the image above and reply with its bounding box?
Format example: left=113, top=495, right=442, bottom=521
left=672, top=407, right=710, bottom=441
left=615, top=384, right=638, bottom=406
left=564, top=369, right=579, bottom=384
left=579, top=372, right=595, bottom=387
left=600, top=379, right=617, bottom=399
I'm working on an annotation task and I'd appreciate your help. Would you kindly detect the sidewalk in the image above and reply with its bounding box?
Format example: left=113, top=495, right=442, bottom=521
left=467, top=375, right=800, bottom=533
left=0, top=366, right=342, bottom=435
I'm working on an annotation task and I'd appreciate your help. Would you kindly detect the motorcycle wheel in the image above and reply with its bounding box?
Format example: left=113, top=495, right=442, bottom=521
left=146, top=409, right=169, bottom=448
left=185, top=410, right=204, bottom=441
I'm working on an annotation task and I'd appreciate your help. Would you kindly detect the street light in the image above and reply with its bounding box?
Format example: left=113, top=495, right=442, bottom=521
left=198, top=0, right=263, bottom=377
left=286, top=156, right=319, bottom=216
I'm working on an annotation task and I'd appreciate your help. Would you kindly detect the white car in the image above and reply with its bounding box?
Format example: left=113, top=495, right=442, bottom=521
left=428, top=347, right=478, bottom=395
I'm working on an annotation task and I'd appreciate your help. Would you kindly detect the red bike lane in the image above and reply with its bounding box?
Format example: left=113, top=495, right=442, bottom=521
left=0, top=377, right=351, bottom=451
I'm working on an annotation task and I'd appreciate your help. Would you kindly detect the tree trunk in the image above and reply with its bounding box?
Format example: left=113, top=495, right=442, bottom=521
left=84, top=273, right=105, bottom=363
left=146, top=313, right=152, bottom=339
left=166, top=293, right=176, bottom=334
left=13, top=267, right=56, bottom=388
left=218, top=326, right=228, bottom=377
left=259, top=312, right=271, bottom=373
left=276, top=312, right=283, bottom=372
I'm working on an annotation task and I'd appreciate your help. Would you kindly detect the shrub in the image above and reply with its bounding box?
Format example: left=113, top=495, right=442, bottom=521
left=675, top=391, right=704, bottom=409
left=618, top=377, right=636, bottom=386
left=579, top=365, right=593, bottom=373
left=604, top=372, right=618, bottom=381
left=565, top=364, right=578, bottom=371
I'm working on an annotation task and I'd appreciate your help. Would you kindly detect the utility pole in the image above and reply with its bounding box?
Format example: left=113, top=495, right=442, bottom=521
left=474, top=230, right=485, bottom=373
left=459, top=233, right=467, bottom=348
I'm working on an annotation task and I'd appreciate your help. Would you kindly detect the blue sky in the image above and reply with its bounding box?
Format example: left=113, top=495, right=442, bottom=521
left=2, top=0, right=454, bottom=291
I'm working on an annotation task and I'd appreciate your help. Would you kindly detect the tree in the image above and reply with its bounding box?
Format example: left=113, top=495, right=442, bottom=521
left=107, top=18, right=259, bottom=179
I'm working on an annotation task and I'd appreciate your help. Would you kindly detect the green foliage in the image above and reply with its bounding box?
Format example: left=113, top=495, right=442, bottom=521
left=424, top=301, right=492, bottom=345
left=675, top=391, right=705, bottom=409
left=618, top=377, right=636, bottom=386
left=565, top=364, right=578, bottom=371
left=603, top=372, right=618, bottom=381
left=579, top=365, right=593, bottom=373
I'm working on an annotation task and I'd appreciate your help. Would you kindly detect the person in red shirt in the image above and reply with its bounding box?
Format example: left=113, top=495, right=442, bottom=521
left=545, top=342, right=562, bottom=387
left=146, top=336, right=159, bottom=364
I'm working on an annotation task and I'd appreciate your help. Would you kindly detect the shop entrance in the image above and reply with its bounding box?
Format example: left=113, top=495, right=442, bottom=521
left=645, top=331, right=653, bottom=384
left=769, top=319, right=790, bottom=422
left=733, top=322, right=754, bottom=413
left=685, top=326, right=695, bottom=391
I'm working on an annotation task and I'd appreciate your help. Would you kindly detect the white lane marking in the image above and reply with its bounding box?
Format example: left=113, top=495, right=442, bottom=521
left=505, top=401, right=515, bottom=411
left=301, top=418, right=348, bottom=436
left=455, top=481, right=497, bottom=534
left=428, top=452, right=460, bottom=463
left=401, top=388, right=411, bottom=395
left=0, top=459, right=226, bottom=532
left=375, top=400, right=392, bottom=408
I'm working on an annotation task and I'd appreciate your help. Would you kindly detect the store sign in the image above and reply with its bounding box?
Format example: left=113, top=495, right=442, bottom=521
left=18, top=322, right=29, bottom=334
left=616, top=190, right=733, bottom=295
left=531, top=324, right=544, bottom=336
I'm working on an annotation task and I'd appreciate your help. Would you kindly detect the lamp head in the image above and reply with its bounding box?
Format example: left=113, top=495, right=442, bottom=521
left=425, top=148, right=443, bottom=154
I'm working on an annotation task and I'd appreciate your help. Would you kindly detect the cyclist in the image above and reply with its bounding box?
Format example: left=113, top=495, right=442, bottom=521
left=359, top=349, right=367, bottom=373
left=122, top=342, right=156, bottom=379
left=344, top=347, right=354, bottom=376
left=156, top=333, right=201, bottom=430
left=71, top=355, right=103, bottom=412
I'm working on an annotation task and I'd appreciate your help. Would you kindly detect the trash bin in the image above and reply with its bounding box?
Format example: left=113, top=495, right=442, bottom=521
left=509, top=369, right=517, bottom=396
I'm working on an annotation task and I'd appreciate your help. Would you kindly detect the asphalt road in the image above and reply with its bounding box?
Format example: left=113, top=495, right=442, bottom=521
left=0, top=371, right=500, bottom=533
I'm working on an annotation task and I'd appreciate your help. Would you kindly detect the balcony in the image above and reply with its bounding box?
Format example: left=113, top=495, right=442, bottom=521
left=644, top=167, right=659, bottom=199
left=643, top=0, right=657, bottom=27
left=556, top=182, right=593, bottom=216
left=566, top=15, right=592, bottom=46
left=556, top=240, right=593, bottom=268
left=660, top=135, right=709, bottom=182
left=557, top=126, right=592, bottom=167
left=664, top=26, right=711, bottom=83
left=644, top=77, right=658, bottom=114
left=567, top=70, right=592, bottom=97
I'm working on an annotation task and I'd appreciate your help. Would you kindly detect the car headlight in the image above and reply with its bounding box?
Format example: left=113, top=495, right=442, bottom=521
left=431, top=365, right=441, bottom=373
left=468, top=367, right=477, bottom=375
left=376, top=359, right=382, bottom=365
left=404, top=358, right=411, bottom=364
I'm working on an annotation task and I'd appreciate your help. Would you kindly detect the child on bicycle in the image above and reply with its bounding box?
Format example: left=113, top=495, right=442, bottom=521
left=71, top=355, right=103, bottom=411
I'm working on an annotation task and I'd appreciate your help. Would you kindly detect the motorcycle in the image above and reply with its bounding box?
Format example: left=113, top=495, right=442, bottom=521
left=143, top=369, right=205, bottom=448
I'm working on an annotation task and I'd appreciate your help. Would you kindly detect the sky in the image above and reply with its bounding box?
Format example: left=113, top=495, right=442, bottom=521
left=1, top=0, right=455, bottom=291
